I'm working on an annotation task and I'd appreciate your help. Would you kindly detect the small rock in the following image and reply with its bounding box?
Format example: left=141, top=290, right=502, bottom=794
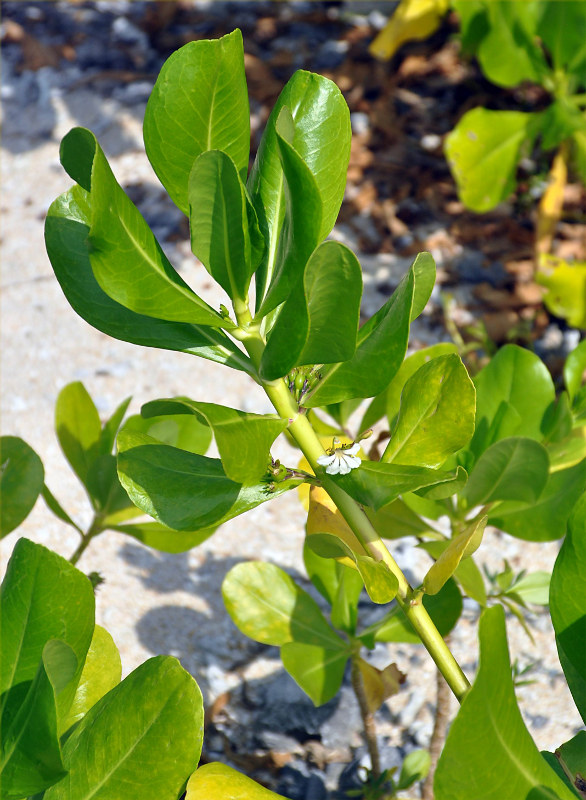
left=305, top=773, right=328, bottom=800
left=350, top=111, right=370, bottom=136
left=421, top=133, right=441, bottom=151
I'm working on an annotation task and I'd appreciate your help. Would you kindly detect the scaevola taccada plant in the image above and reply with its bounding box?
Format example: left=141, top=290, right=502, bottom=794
left=43, top=28, right=586, bottom=800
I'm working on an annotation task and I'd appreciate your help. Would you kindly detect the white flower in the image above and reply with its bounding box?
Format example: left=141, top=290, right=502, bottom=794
left=317, top=441, right=361, bottom=476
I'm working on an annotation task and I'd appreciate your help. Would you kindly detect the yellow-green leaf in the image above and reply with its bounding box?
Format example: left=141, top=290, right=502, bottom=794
left=423, top=517, right=487, bottom=595
left=369, top=0, right=449, bottom=61
left=186, top=762, right=289, bottom=799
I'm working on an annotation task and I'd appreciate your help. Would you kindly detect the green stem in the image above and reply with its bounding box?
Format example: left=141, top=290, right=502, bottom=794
left=234, top=319, right=470, bottom=702
left=69, top=517, right=102, bottom=565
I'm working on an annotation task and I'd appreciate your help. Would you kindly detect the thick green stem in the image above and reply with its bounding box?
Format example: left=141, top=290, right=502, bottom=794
left=234, top=319, right=470, bottom=702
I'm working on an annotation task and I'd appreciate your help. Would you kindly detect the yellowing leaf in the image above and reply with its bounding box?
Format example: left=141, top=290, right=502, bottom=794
left=369, top=0, right=450, bottom=61
left=307, top=485, right=368, bottom=568
left=536, top=142, right=569, bottom=256
left=187, top=762, right=287, bottom=798
left=357, top=658, right=405, bottom=713
left=423, top=516, right=487, bottom=595
left=537, top=254, right=586, bottom=329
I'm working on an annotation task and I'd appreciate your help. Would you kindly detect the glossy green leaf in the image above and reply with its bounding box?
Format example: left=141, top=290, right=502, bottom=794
left=540, top=99, right=586, bottom=152
left=60, top=625, right=121, bottom=734
left=0, top=539, right=94, bottom=715
left=410, top=251, right=436, bottom=321
left=462, top=438, right=549, bottom=509
left=507, top=571, right=551, bottom=607
left=260, top=241, right=362, bottom=380
left=59, top=127, right=229, bottom=328
left=554, top=732, right=586, bottom=796
left=99, top=395, right=131, bottom=456
left=445, top=108, right=540, bottom=212
left=45, top=188, right=252, bottom=372
left=303, top=543, right=363, bottom=634
left=281, top=641, right=349, bottom=706
left=360, top=578, right=463, bottom=645
left=117, top=430, right=300, bottom=531
left=1, top=640, right=76, bottom=798
left=121, top=411, right=212, bottom=456
left=54, top=382, right=101, bottom=488
left=477, top=1, right=549, bottom=88
left=468, top=344, right=555, bottom=461
left=305, top=533, right=398, bottom=604
left=382, top=354, right=475, bottom=468
left=334, top=461, right=463, bottom=512
left=144, top=30, right=250, bottom=214
left=537, top=1, right=586, bottom=75
left=564, top=339, right=586, bottom=402
left=366, top=497, right=430, bottom=540
left=573, top=129, right=586, bottom=185
left=550, top=497, right=586, bottom=723
left=489, top=458, right=586, bottom=542
left=222, top=561, right=345, bottom=649
left=257, top=114, right=323, bottom=319
left=141, top=398, right=287, bottom=484
left=434, top=606, right=576, bottom=800
left=540, top=752, right=581, bottom=798
left=420, top=541, right=487, bottom=606
left=304, top=266, right=414, bottom=407
left=415, top=466, right=468, bottom=500
left=112, top=521, right=217, bottom=553
left=423, top=517, right=486, bottom=596
left=0, top=436, right=44, bottom=537
left=249, top=70, right=351, bottom=309
left=189, top=150, right=262, bottom=302
left=186, top=762, right=290, bottom=799
left=45, top=656, right=203, bottom=800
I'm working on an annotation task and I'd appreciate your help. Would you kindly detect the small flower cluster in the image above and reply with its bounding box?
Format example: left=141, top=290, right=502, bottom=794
left=317, top=438, right=361, bottom=475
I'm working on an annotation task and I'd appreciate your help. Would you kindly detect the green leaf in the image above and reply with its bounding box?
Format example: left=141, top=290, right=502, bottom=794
left=572, top=129, right=586, bottom=185
left=423, top=517, right=486, bottom=596
left=420, top=541, right=487, bottom=606
left=564, top=339, right=586, bottom=402
left=112, top=521, right=217, bottom=554
left=304, top=265, right=414, bottom=407
left=410, top=251, right=436, bottom=321
left=121, top=411, right=212, bottom=456
left=222, top=561, right=345, bottom=649
left=42, top=485, right=81, bottom=532
left=144, top=30, right=250, bottom=214
left=256, top=114, right=323, bottom=319
left=60, top=625, right=121, bottom=734
left=537, top=1, right=586, bottom=76
left=540, top=751, right=582, bottom=799
left=507, top=571, right=551, bottom=607
left=189, top=150, right=262, bottom=302
left=468, top=344, right=555, bottom=461
left=366, top=497, right=431, bottom=540
left=382, top=354, right=475, bottom=468
left=260, top=241, right=362, bottom=380
left=0, top=539, right=94, bottom=717
left=360, top=578, right=462, bottom=645
left=0, top=436, right=44, bottom=537
left=186, top=761, right=291, bottom=799
left=434, top=606, right=576, bottom=800
left=415, top=465, right=468, bottom=501
left=555, top=732, right=586, bottom=797
left=462, top=438, right=549, bottom=509
left=445, top=108, right=540, bottom=212
left=1, top=640, right=76, bottom=798
left=59, top=127, right=229, bottom=328
left=550, top=496, right=586, bottom=723
left=489, top=458, right=586, bottom=542
left=141, top=398, right=287, bottom=484
left=99, top=395, right=131, bottom=457
left=45, top=187, right=252, bottom=373
left=281, top=642, right=349, bottom=706
left=45, top=656, right=203, bottom=800
left=476, top=1, right=549, bottom=88
left=305, top=533, right=399, bottom=604
left=330, top=566, right=364, bottom=635
left=335, top=461, right=463, bottom=512
left=540, top=100, right=586, bottom=152
left=248, top=70, right=351, bottom=309
left=397, top=749, right=431, bottom=791
left=54, top=381, right=101, bottom=489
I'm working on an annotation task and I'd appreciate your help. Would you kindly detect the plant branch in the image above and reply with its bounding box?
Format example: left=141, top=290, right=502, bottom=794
left=350, top=654, right=381, bottom=780
left=422, top=649, right=452, bottom=800
left=69, top=516, right=103, bottom=565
